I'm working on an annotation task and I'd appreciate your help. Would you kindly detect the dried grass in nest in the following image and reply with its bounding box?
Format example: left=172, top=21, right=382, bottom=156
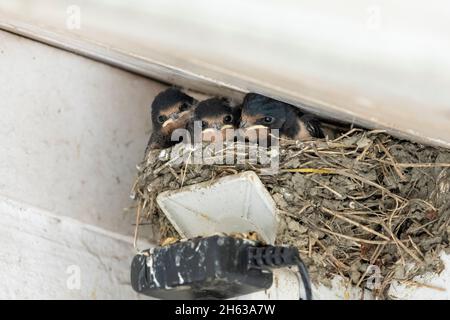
left=131, top=128, right=450, bottom=298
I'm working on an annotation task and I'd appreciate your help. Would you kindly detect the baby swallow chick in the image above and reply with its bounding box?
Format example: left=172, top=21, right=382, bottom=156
left=188, top=97, right=241, bottom=143
left=146, top=87, right=197, bottom=151
left=239, top=93, right=324, bottom=143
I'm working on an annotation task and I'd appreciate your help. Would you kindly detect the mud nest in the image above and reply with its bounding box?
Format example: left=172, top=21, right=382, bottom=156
left=131, top=128, right=450, bottom=298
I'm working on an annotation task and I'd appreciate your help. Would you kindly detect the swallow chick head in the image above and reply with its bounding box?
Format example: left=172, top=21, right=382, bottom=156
left=149, top=87, right=197, bottom=149
left=240, top=93, right=324, bottom=143
left=191, top=97, right=240, bottom=143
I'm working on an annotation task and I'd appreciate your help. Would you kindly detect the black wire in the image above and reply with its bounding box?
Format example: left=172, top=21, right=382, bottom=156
left=294, top=256, right=313, bottom=300
left=247, top=246, right=313, bottom=300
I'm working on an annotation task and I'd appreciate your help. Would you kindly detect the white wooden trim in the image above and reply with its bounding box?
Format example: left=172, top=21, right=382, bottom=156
left=0, top=195, right=150, bottom=299
left=2, top=1, right=450, bottom=147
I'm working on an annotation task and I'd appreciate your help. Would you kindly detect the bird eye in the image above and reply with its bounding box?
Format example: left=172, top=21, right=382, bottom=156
left=157, top=115, right=168, bottom=124
left=263, top=116, right=275, bottom=124
left=179, top=103, right=190, bottom=112
left=223, top=115, right=233, bottom=124
left=201, top=121, right=208, bottom=129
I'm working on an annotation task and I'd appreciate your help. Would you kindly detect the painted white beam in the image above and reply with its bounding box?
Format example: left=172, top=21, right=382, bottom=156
left=1, top=0, right=450, bottom=147
left=0, top=195, right=148, bottom=299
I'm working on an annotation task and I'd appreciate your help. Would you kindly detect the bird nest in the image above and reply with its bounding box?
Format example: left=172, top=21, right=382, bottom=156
left=131, top=128, right=450, bottom=298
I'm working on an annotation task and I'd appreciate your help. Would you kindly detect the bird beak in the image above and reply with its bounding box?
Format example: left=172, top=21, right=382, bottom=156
left=246, top=125, right=268, bottom=131
left=238, top=124, right=268, bottom=135
left=162, top=112, right=184, bottom=128
left=200, top=122, right=233, bottom=133
left=162, top=118, right=175, bottom=128
left=221, top=125, right=236, bottom=142
left=201, top=128, right=217, bottom=135
left=237, top=125, right=269, bottom=143
left=238, top=122, right=268, bottom=132
left=201, top=128, right=220, bottom=142
left=201, top=122, right=234, bottom=141
left=220, top=125, right=233, bottom=131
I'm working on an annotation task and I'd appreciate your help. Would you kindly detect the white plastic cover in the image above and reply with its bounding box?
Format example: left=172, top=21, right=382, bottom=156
left=156, top=171, right=278, bottom=244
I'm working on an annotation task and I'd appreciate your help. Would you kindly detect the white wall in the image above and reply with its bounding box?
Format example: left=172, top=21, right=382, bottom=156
left=0, top=30, right=160, bottom=298
left=0, top=196, right=145, bottom=299
left=0, top=30, right=165, bottom=235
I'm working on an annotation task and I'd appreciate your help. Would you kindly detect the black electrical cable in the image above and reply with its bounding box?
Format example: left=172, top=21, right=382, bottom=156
left=294, top=255, right=312, bottom=300
left=131, top=236, right=312, bottom=300
left=246, top=245, right=313, bottom=300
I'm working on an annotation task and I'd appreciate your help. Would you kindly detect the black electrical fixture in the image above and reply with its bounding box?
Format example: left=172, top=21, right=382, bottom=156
left=131, top=235, right=312, bottom=300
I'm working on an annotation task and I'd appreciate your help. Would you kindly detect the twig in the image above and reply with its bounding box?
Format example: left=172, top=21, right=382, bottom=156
left=321, top=207, right=391, bottom=241
left=133, top=203, right=142, bottom=251
left=377, top=141, right=407, bottom=181
left=314, top=225, right=391, bottom=245
left=399, top=280, right=446, bottom=292
left=281, top=168, right=335, bottom=174
left=380, top=222, right=423, bottom=264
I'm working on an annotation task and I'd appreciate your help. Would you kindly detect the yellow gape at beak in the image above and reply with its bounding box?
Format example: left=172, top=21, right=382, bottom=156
left=245, top=125, right=268, bottom=131
left=200, top=125, right=232, bottom=142
left=220, top=125, right=234, bottom=131
left=201, top=124, right=233, bottom=135
left=201, top=128, right=217, bottom=135
left=162, top=118, right=175, bottom=128
left=201, top=128, right=219, bottom=142
left=200, top=125, right=236, bottom=142
left=239, top=125, right=270, bottom=143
